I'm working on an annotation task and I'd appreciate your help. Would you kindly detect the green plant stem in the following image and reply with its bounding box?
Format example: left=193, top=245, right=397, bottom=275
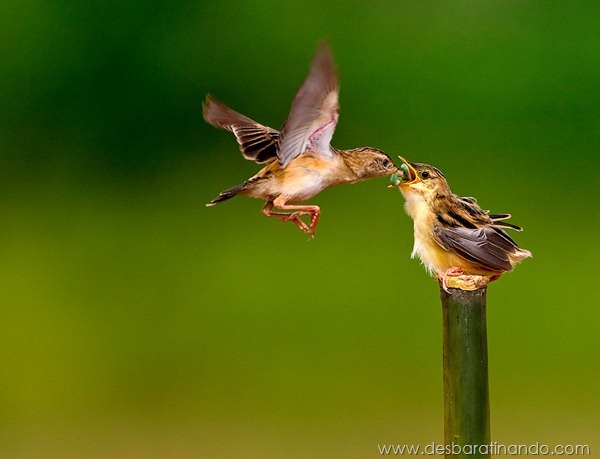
left=441, top=285, right=490, bottom=458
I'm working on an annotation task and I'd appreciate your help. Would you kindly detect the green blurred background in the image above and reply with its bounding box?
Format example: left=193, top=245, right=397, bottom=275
left=1, top=1, right=598, bottom=457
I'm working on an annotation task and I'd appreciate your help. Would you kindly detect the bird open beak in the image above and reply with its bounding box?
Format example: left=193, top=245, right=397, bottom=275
left=388, top=156, right=418, bottom=188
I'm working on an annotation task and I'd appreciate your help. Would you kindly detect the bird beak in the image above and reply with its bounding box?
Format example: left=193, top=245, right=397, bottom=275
left=388, top=156, right=418, bottom=188
left=398, top=156, right=418, bottom=184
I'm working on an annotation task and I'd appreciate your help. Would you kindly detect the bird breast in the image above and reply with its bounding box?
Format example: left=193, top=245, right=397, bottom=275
left=278, top=166, right=330, bottom=201
left=401, top=187, right=455, bottom=275
left=250, top=153, right=347, bottom=203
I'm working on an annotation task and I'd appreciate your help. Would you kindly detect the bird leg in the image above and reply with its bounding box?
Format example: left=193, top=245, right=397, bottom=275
left=262, top=201, right=321, bottom=236
left=262, top=202, right=310, bottom=233
left=437, top=267, right=465, bottom=293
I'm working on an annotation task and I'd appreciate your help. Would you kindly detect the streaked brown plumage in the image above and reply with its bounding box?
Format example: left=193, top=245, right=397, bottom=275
left=392, top=157, right=531, bottom=289
left=203, top=43, right=397, bottom=236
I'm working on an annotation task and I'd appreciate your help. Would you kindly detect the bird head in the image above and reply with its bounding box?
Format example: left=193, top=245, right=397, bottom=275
left=346, top=147, right=398, bottom=179
left=391, top=156, right=450, bottom=203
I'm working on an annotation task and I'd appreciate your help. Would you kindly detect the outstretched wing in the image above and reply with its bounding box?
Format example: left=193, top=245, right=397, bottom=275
left=203, top=95, right=279, bottom=164
left=277, top=42, right=339, bottom=168
left=433, top=225, right=520, bottom=272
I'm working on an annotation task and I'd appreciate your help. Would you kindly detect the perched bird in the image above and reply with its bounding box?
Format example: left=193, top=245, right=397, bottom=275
left=203, top=43, right=397, bottom=236
left=391, top=157, right=531, bottom=290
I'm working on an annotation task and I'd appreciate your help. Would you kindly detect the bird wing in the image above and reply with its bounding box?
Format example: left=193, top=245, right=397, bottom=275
left=203, top=95, right=279, bottom=164
left=433, top=226, right=519, bottom=272
left=488, top=214, right=523, bottom=231
left=277, top=43, right=339, bottom=168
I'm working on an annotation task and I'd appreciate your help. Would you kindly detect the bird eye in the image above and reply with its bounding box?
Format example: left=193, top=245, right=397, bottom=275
left=382, top=158, right=391, bottom=168
left=420, top=171, right=430, bottom=179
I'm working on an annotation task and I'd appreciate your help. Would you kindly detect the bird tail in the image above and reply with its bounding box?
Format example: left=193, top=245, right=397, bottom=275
left=510, top=247, right=533, bottom=263
left=490, top=214, right=532, bottom=262
left=206, top=183, right=247, bottom=206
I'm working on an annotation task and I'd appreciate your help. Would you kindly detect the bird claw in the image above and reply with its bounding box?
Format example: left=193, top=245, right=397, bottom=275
left=279, top=211, right=309, bottom=222
left=438, top=268, right=491, bottom=291
left=437, top=267, right=465, bottom=292
left=263, top=202, right=320, bottom=237
left=279, top=212, right=313, bottom=235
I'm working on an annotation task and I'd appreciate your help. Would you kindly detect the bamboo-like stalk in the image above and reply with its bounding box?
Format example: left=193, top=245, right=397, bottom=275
left=441, top=277, right=490, bottom=458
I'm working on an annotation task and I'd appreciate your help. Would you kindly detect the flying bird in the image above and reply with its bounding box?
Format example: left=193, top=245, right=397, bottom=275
left=391, top=157, right=531, bottom=290
left=203, top=43, right=397, bottom=237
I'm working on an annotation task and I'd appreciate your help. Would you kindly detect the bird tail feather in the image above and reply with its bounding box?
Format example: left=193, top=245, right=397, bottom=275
left=206, top=183, right=247, bottom=206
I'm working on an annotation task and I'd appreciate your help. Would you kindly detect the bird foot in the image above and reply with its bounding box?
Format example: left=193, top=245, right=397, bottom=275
left=279, top=212, right=315, bottom=237
left=279, top=211, right=310, bottom=221
left=264, top=202, right=320, bottom=237
left=437, top=267, right=465, bottom=292
left=437, top=268, right=490, bottom=292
